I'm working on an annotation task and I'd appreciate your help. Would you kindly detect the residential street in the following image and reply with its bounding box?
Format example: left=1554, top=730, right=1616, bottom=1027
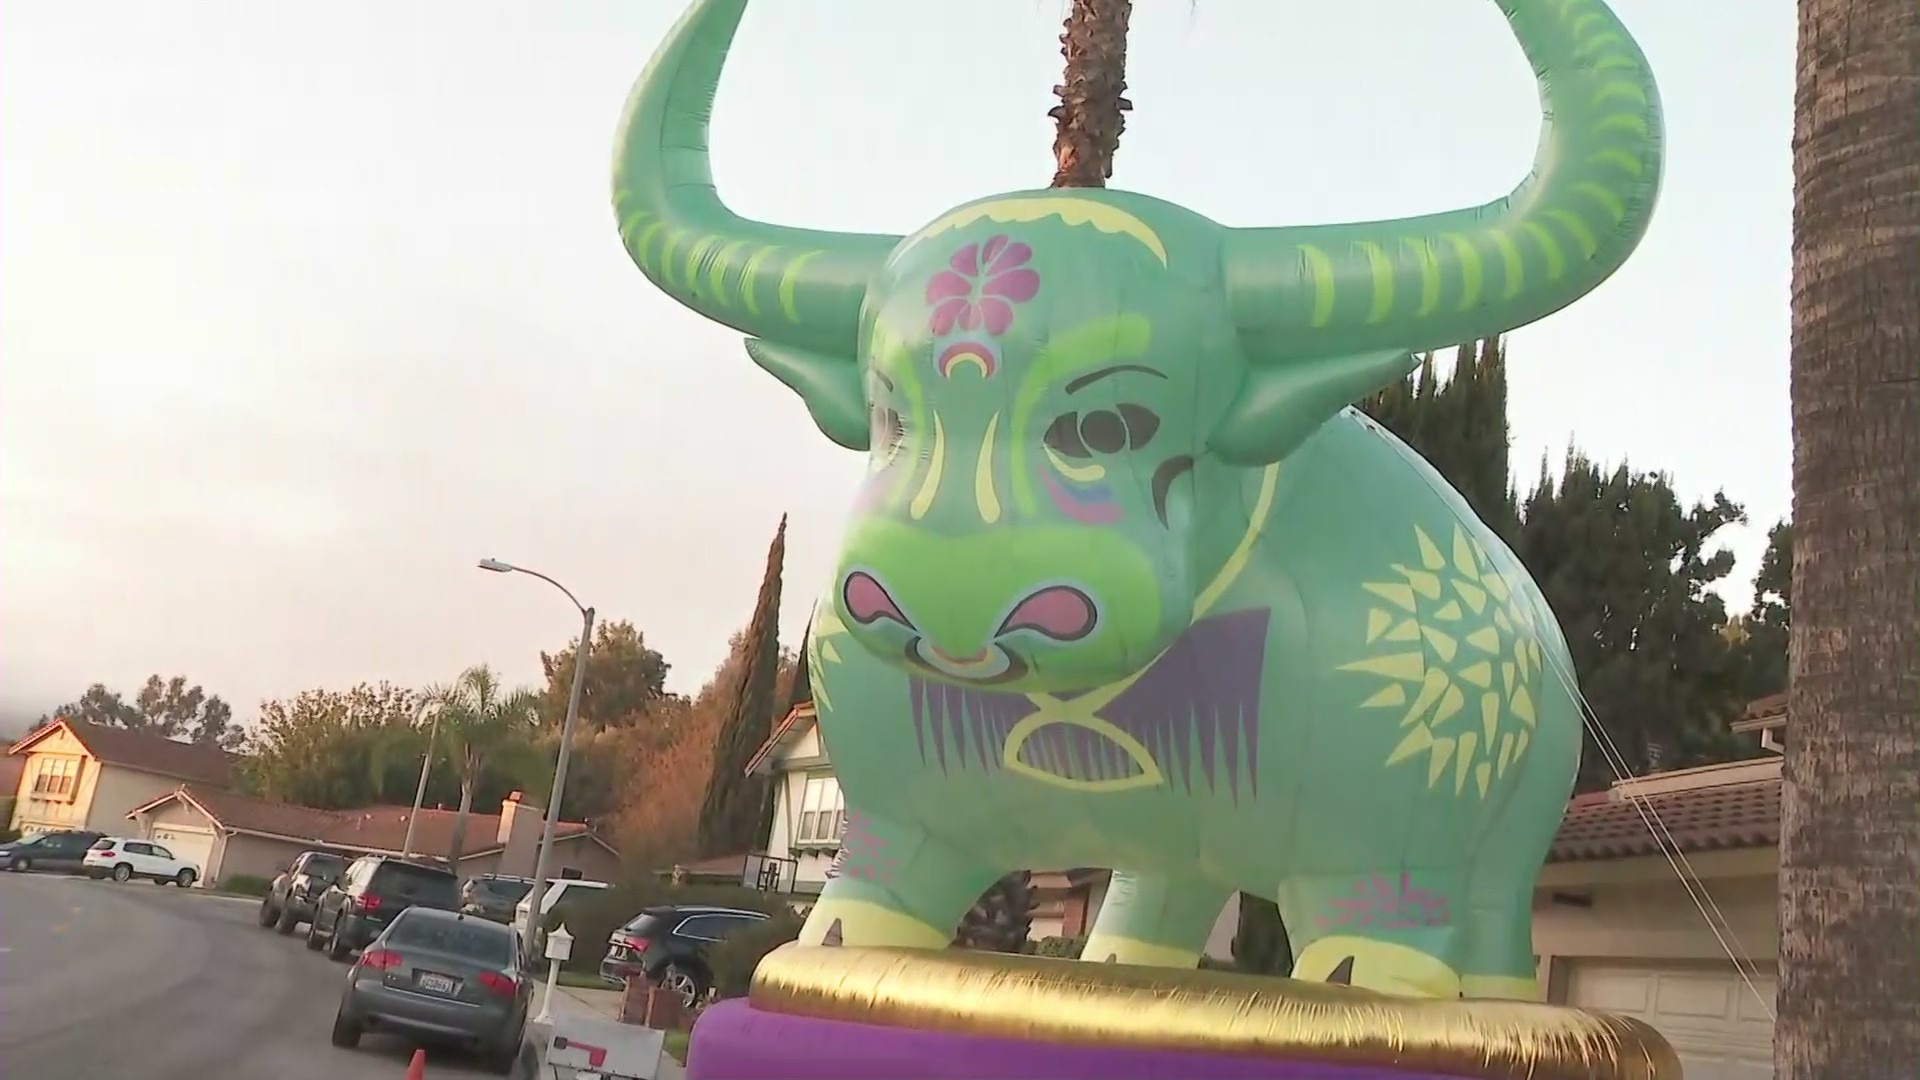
left=0, top=872, right=500, bottom=1079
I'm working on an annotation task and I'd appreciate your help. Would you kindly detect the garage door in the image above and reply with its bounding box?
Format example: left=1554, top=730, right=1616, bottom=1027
left=150, top=827, right=216, bottom=886
left=1568, top=961, right=1776, bottom=1080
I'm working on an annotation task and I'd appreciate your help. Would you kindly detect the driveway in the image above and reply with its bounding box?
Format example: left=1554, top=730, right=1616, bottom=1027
left=0, top=872, right=503, bottom=1079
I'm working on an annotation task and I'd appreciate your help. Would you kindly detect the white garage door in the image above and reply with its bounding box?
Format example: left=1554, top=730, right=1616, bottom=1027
left=1568, top=961, right=1776, bottom=1080
left=150, top=827, right=216, bottom=885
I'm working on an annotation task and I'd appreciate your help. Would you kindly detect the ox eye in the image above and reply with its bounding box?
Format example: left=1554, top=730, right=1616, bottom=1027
left=1043, top=404, right=1160, bottom=459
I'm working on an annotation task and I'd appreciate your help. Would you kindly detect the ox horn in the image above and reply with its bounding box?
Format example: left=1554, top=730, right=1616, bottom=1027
left=1212, top=0, right=1663, bottom=461
left=613, top=0, right=898, bottom=446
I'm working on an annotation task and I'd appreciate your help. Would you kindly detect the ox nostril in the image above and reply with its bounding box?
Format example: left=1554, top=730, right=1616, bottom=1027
left=842, top=570, right=913, bottom=629
left=995, top=585, right=1098, bottom=643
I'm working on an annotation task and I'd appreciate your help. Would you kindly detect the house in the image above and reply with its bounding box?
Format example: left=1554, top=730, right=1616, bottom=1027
left=124, top=787, right=622, bottom=887
left=8, top=718, right=237, bottom=838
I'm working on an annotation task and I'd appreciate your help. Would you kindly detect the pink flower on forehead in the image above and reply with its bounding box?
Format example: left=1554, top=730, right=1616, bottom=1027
left=924, top=235, right=1041, bottom=336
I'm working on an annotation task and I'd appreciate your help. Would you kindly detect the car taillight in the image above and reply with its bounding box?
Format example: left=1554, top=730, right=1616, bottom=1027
left=354, top=894, right=383, bottom=913
left=93, top=849, right=114, bottom=858
left=478, top=971, right=518, bottom=998
left=360, top=948, right=404, bottom=970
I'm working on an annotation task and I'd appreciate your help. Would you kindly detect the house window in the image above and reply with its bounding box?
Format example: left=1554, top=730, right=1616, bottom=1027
left=32, top=757, right=80, bottom=801
left=795, top=774, right=845, bottom=847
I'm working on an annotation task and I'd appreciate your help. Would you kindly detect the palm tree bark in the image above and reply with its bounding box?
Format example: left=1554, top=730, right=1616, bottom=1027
left=1049, top=0, right=1132, bottom=188
left=1777, top=0, right=1920, bottom=1075
left=447, top=768, right=475, bottom=866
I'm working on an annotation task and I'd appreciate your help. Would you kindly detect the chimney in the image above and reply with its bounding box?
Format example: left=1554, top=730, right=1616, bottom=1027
left=496, top=791, right=523, bottom=845
left=498, top=791, right=543, bottom=878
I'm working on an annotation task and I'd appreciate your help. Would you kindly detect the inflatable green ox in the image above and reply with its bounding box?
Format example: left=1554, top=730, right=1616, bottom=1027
left=614, top=0, right=1661, bottom=1000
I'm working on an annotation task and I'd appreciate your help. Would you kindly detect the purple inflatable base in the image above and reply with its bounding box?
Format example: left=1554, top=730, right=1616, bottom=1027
left=686, top=999, right=1479, bottom=1080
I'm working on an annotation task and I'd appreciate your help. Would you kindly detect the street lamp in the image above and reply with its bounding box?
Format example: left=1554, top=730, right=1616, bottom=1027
left=478, top=557, right=595, bottom=919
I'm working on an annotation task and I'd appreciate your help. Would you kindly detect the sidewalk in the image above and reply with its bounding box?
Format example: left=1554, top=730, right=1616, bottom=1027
left=556, top=987, right=689, bottom=1080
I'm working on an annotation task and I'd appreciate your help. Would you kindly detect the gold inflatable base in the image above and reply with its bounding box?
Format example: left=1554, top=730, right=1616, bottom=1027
left=750, top=945, right=1683, bottom=1080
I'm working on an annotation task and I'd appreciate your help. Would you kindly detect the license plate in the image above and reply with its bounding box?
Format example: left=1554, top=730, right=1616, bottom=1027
left=416, top=972, right=459, bottom=995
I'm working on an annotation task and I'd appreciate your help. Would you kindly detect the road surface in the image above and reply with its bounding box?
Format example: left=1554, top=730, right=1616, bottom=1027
left=0, top=871, right=503, bottom=1079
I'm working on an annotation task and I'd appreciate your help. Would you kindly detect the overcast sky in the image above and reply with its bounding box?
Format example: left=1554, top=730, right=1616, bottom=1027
left=0, top=0, right=1794, bottom=724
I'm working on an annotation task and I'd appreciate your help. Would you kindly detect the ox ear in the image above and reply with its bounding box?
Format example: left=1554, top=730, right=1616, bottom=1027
left=744, top=339, right=871, bottom=451
left=1208, top=349, right=1417, bottom=466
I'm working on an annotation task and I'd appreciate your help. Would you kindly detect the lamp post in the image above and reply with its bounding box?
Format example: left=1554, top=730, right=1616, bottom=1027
left=401, top=698, right=442, bottom=859
left=478, top=557, right=594, bottom=920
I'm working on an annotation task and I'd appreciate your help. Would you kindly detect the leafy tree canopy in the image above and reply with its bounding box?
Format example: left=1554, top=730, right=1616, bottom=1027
left=40, top=674, right=242, bottom=749
left=538, top=620, right=672, bottom=731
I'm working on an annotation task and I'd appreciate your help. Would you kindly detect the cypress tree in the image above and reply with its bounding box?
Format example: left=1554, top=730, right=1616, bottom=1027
left=696, top=516, right=787, bottom=858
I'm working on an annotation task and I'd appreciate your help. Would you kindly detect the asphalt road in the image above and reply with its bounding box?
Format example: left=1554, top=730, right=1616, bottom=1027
left=0, top=871, right=501, bottom=1079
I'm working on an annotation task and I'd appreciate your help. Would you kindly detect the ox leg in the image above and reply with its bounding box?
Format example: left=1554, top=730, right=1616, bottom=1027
left=795, top=807, right=1002, bottom=950
left=1080, top=871, right=1230, bottom=967
left=1278, top=869, right=1468, bottom=999
left=1455, top=871, right=1541, bottom=1000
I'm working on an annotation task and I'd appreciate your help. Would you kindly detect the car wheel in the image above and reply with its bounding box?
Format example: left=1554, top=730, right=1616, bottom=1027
left=660, top=962, right=707, bottom=1008
left=327, top=917, right=353, bottom=962
left=8, top=857, right=27, bottom=873
left=305, top=914, right=326, bottom=951
left=328, top=1008, right=362, bottom=1049
left=174, top=869, right=196, bottom=888
left=110, top=863, right=133, bottom=883
left=276, top=903, right=300, bottom=935
left=258, top=897, right=280, bottom=927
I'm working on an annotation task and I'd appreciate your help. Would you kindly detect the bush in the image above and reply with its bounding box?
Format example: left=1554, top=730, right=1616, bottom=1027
left=220, top=873, right=273, bottom=897
left=541, top=873, right=794, bottom=974
left=706, top=906, right=806, bottom=1000
left=1028, top=935, right=1086, bottom=959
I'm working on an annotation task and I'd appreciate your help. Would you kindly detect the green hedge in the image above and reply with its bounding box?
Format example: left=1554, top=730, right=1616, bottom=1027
left=220, top=873, right=273, bottom=897
left=541, top=875, right=796, bottom=975
left=707, top=906, right=806, bottom=999
left=1026, top=935, right=1086, bottom=959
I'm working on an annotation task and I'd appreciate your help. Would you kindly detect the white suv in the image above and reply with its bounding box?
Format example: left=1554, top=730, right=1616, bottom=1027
left=511, top=877, right=609, bottom=952
left=84, top=837, right=200, bottom=887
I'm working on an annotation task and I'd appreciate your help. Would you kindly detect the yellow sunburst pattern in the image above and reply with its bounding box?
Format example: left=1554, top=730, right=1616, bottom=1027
left=1338, top=524, right=1546, bottom=799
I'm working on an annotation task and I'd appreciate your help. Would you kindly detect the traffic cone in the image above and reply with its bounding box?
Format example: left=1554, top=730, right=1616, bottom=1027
left=404, top=1048, right=426, bottom=1080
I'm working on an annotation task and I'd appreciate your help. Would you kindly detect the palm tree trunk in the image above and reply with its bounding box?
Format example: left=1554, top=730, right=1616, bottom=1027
left=1777, top=0, right=1920, bottom=1075
left=1049, top=0, right=1133, bottom=188
left=447, top=768, right=476, bottom=867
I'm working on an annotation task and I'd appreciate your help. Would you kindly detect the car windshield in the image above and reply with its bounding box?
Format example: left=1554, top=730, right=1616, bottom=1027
left=388, top=914, right=513, bottom=964
left=371, top=863, right=459, bottom=903
left=304, top=855, right=346, bottom=878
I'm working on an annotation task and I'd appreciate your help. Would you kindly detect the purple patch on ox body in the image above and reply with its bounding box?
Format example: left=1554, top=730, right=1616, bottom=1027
left=907, top=608, right=1270, bottom=799
left=687, top=999, right=1466, bottom=1080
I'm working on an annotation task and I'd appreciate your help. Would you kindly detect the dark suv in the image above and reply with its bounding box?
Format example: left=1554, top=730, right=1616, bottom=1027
left=460, top=873, right=533, bottom=923
left=307, top=855, right=460, bottom=962
left=598, top=905, right=767, bottom=1005
left=258, top=850, right=348, bottom=934
left=0, top=830, right=104, bottom=874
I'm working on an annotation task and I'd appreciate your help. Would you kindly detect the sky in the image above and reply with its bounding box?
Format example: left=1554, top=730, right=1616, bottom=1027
left=0, top=0, right=1795, bottom=725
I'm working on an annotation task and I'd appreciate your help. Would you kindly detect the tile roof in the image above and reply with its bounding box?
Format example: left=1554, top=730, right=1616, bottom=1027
left=744, top=702, right=817, bottom=777
left=133, top=785, right=605, bottom=863
left=1548, top=776, right=1781, bottom=862
left=10, top=719, right=236, bottom=786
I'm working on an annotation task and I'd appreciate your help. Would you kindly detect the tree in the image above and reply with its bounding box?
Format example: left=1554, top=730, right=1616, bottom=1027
left=1230, top=894, right=1292, bottom=976
left=43, top=675, right=240, bottom=748
left=697, top=516, right=786, bottom=859
left=1729, top=521, right=1792, bottom=702
left=243, top=683, right=426, bottom=809
left=1777, top=0, right=1920, bottom=1073
left=951, top=872, right=1034, bottom=953
left=538, top=620, right=672, bottom=731
left=424, top=666, right=542, bottom=864
left=1049, top=0, right=1132, bottom=188
left=1362, top=339, right=1519, bottom=540
left=1515, top=455, right=1753, bottom=786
